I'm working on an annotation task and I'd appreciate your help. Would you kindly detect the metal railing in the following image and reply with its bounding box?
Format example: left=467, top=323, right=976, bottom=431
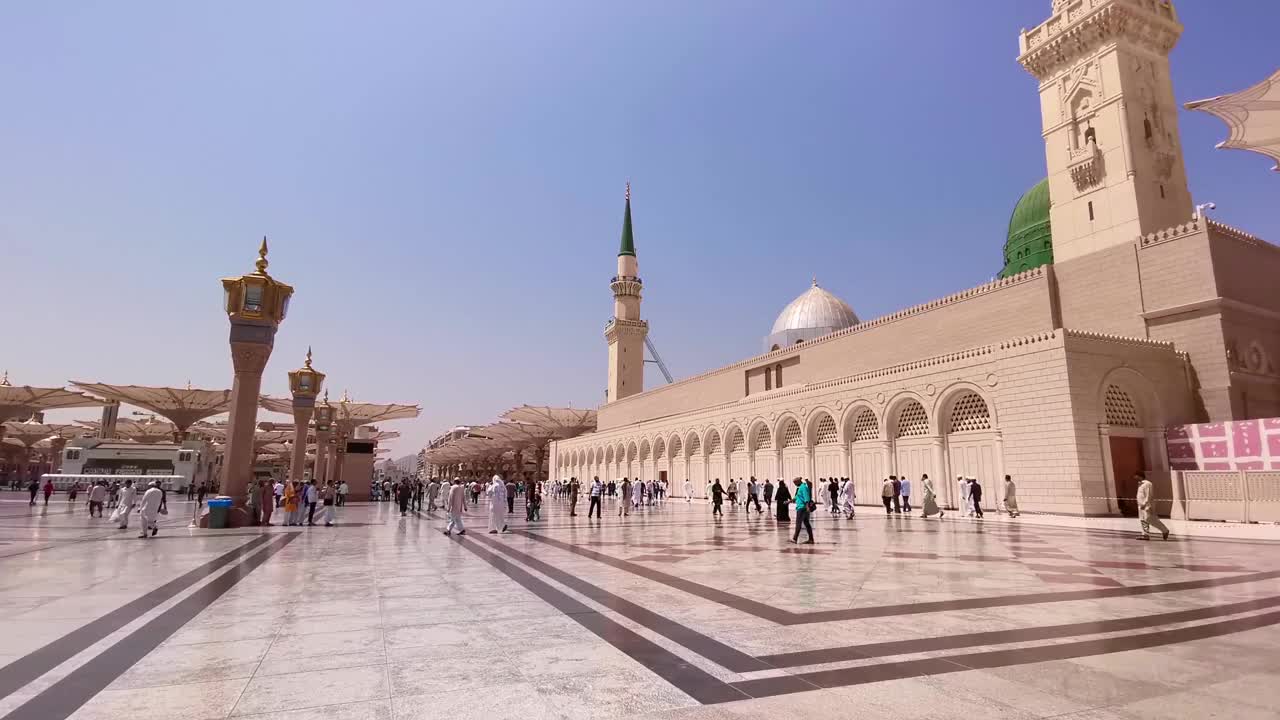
left=1172, top=470, right=1280, bottom=523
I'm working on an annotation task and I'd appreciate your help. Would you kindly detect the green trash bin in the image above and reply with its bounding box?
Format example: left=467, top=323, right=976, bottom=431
left=207, top=496, right=234, bottom=529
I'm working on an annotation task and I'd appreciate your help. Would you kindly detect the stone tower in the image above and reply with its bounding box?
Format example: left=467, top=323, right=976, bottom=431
left=605, top=183, right=648, bottom=403
left=1018, top=0, right=1194, bottom=264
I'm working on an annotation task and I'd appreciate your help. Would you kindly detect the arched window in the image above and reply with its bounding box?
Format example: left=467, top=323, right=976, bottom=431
left=849, top=407, right=879, bottom=442
left=770, top=344, right=780, bottom=352
left=1084, top=126, right=1097, bottom=146
left=813, top=414, right=838, bottom=445
left=764, top=368, right=772, bottom=391
left=728, top=427, right=745, bottom=453
left=894, top=401, right=929, bottom=438
left=947, top=392, right=992, bottom=433
left=1144, top=116, right=1153, bottom=141
left=780, top=418, right=803, bottom=448
left=751, top=423, right=772, bottom=451
left=1104, top=385, right=1140, bottom=427
left=775, top=363, right=783, bottom=387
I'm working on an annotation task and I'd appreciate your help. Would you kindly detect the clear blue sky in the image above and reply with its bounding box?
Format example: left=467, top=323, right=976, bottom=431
left=3, top=1, right=1276, bottom=456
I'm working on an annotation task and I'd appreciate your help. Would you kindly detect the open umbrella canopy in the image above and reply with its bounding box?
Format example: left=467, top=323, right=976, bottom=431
left=0, top=373, right=104, bottom=424
left=1, top=421, right=83, bottom=447
left=1186, top=68, right=1280, bottom=171
left=76, top=417, right=178, bottom=444
left=70, top=382, right=232, bottom=432
left=499, top=405, right=597, bottom=438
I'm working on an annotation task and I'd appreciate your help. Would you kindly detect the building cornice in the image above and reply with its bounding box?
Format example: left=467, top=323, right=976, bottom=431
left=1018, top=0, right=1182, bottom=81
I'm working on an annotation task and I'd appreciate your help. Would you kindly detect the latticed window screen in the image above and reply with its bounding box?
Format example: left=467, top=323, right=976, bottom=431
left=781, top=419, right=803, bottom=448
left=686, top=435, right=701, bottom=456
left=729, top=429, right=745, bottom=452
left=850, top=408, right=879, bottom=442
left=895, top=401, right=929, bottom=438
left=753, top=424, right=772, bottom=450
left=639, top=442, right=650, bottom=461
left=605, top=447, right=615, bottom=463
left=948, top=392, right=992, bottom=433
left=814, top=415, right=838, bottom=444
left=669, top=437, right=682, bottom=457
left=653, top=439, right=665, bottom=460
left=1104, top=385, right=1140, bottom=427
left=626, top=445, right=636, bottom=461
left=706, top=432, right=722, bottom=454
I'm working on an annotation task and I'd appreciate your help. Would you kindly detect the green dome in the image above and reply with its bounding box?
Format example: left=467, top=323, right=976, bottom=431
left=1000, top=177, right=1053, bottom=278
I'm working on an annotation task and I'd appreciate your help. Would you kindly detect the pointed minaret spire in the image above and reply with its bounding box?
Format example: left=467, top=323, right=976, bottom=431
left=618, top=182, right=636, bottom=257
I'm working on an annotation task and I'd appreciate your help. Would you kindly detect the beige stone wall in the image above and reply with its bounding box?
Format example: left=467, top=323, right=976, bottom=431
left=553, top=329, right=1192, bottom=516
left=1052, top=243, right=1146, bottom=337
left=598, top=269, right=1056, bottom=432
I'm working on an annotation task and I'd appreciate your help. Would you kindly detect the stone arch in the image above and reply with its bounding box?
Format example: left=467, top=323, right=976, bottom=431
left=842, top=403, right=881, bottom=443
left=605, top=446, right=615, bottom=464
left=638, top=439, right=651, bottom=462
left=1097, top=367, right=1162, bottom=428
left=702, top=427, right=722, bottom=456
left=668, top=434, right=683, bottom=458
left=888, top=395, right=930, bottom=439
left=653, top=436, right=666, bottom=461
left=1096, top=366, right=1167, bottom=517
left=684, top=431, right=701, bottom=458
left=805, top=408, right=840, bottom=446
left=937, top=384, right=996, bottom=435
left=775, top=413, right=804, bottom=449
left=725, top=425, right=746, bottom=454
left=748, top=420, right=773, bottom=451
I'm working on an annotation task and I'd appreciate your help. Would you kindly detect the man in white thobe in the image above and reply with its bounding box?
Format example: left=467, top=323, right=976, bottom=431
left=114, top=480, right=138, bottom=529
left=443, top=479, right=466, bottom=536
left=684, top=480, right=693, bottom=503
left=138, top=482, right=164, bottom=538
left=957, top=475, right=972, bottom=516
left=840, top=477, right=856, bottom=519
left=488, top=475, right=508, bottom=534
left=1136, top=475, right=1170, bottom=540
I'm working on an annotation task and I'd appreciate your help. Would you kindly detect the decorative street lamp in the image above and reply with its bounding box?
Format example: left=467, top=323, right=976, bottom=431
left=287, top=347, right=325, bottom=486
left=313, top=391, right=335, bottom=484
left=218, top=238, right=294, bottom=524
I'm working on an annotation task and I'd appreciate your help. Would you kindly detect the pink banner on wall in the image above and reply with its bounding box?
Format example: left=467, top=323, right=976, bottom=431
left=1167, top=418, right=1280, bottom=471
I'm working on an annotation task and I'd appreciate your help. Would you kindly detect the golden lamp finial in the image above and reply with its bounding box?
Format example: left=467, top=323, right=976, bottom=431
left=812, top=275, right=818, bottom=287
left=304, top=346, right=313, bottom=369
left=0, top=370, right=9, bottom=387
left=255, top=236, right=270, bottom=275
left=322, top=389, right=331, bottom=405
left=340, top=389, right=351, bottom=404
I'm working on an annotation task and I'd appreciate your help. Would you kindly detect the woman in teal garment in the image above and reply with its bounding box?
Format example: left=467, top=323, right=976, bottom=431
left=791, top=478, right=814, bottom=544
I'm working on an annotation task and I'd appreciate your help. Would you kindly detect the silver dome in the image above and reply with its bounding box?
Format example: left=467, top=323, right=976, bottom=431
left=770, top=280, right=859, bottom=335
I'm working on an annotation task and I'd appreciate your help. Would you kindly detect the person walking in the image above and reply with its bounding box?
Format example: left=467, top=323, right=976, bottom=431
left=113, top=479, right=137, bottom=529
left=108, top=481, right=120, bottom=509
left=683, top=479, right=693, bottom=503
left=305, top=480, right=321, bottom=525
left=67, top=481, right=80, bottom=505
left=827, top=478, right=839, bottom=514
left=881, top=478, right=895, bottom=515
left=920, top=475, right=945, bottom=519
left=137, top=481, right=164, bottom=538
left=774, top=478, right=791, bottom=523
left=88, top=481, right=107, bottom=518
left=27, top=478, right=38, bottom=506
left=42, top=478, right=54, bottom=506
left=443, top=478, right=466, bottom=536
left=588, top=477, right=603, bottom=519
left=1135, top=474, right=1170, bottom=540
left=839, top=477, right=856, bottom=519
left=957, top=475, right=972, bottom=516
left=900, top=476, right=913, bottom=513
left=397, top=480, right=412, bottom=517
left=338, top=480, right=349, bottom=507
left=488, top=475, right=509, bottom=534
left=568, top=477, right=580, bottom=516
left=196, top=481, right=208, bottom=508
left=1003, top=475, right=1020, bottom=517
left=505, top=478, right=517, bottom=514
left=246, top=481, right=261, bottom=526
left=969, top=477, right=985, bottom=519
left=745, top=477, right=762, bottom=514
left=426, top=478, right=441, bottom=511
left=321, top=482, right=337, bottom=526
left=791, top=478, right=814, bottom=544
left=890, top=476, right=901, bottom=513
left=259, top=480, right=275, bottom=526
left=763, top=479, right=774, bottom=507
left=618, top=478, right=632, bottom=517
left=710, top=479, right=725, bottom=517
left=414, top=480, right=425, bottom=512
left=282, top=480, right=300, bottom=526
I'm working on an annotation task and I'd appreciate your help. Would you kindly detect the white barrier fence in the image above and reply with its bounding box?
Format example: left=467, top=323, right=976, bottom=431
left=39, top=474, right=185, bottom=493
left=1173, top=470, right=1280, bottom=523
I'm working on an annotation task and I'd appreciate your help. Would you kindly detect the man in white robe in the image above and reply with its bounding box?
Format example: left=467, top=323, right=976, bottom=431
left=443, top=478, right=466, bottom=536
left=839, top=477, right=856, bottom=519
left=113, top=480, right=137, bottom=529
left=488, top=475, right=508, bottom=534
left=957, top=475, right=972, bottom=516
left=1136, top=474, right=1170, bottom=540
left=684, top=479, right=693, bottom=503
left=138, top=481, right=164, bottom=538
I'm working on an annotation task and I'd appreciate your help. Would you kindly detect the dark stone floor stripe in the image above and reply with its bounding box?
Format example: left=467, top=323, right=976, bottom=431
left=515, top=529, right=1280, bottom=625
left=733, top=608, right=1280, bottom=698
left=451, top=534, right=763, bottom=704
left=0, top=534, right=272, bottom=701
left=471, top=533, right=769, bottom=673
left=758, top=593, right=1280, bottom=667
left=4, top=534, right=297, bottom=720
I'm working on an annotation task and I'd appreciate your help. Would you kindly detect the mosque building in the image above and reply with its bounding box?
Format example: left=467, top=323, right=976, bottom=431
left=549, top=0, right=1280, bottom=516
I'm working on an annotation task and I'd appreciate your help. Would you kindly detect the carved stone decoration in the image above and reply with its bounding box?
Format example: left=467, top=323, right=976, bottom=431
left=876, top=392, right=886, bottom=405
left=925, top=384, right=936, bottom=397
left=986, top=373, right=999, bottom=388
left=230, top=342, right=272, bottom=374
left=1069, top=139, right=1104, bottom=191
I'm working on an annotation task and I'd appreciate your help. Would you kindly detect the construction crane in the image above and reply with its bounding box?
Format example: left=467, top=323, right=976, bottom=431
left=644, top=334, right=675, bottom=384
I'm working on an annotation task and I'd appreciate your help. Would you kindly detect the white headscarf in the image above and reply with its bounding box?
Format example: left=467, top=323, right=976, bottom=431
left=490, top=475, right=506, bottom=500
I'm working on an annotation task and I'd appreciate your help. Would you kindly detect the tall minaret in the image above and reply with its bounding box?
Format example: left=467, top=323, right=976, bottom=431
left=605, top=183, right=648, bottom=403
left=1018, top=0, right=1193, bottom=263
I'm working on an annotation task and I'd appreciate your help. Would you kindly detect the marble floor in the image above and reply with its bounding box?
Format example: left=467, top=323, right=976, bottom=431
left=2, top=491, right=1280, bottom=719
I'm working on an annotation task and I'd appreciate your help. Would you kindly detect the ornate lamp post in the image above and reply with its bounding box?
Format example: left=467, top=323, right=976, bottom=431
left=313, top=391, right=335, bottom=484
left=219, top=238, right=293, bottom=523
left=287, top=348, right=324, bottom=486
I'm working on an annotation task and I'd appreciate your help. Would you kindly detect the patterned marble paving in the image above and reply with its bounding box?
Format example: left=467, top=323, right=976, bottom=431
left=1, top=492, right=1279, bottom=719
